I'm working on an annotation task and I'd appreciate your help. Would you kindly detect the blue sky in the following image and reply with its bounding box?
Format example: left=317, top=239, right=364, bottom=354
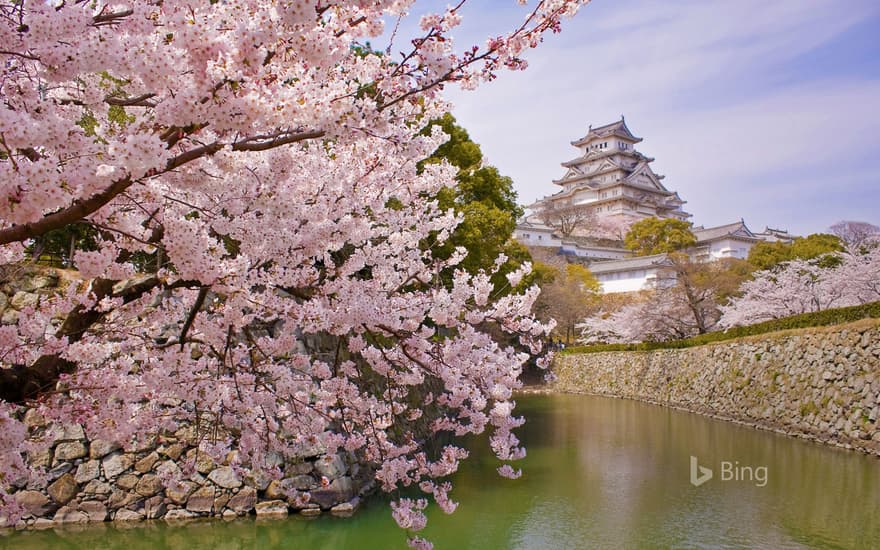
left=379, top=0, right=880, bottom=235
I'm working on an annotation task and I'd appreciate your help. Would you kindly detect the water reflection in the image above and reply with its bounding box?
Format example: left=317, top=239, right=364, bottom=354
left=2, top=394, right=878, bottom=549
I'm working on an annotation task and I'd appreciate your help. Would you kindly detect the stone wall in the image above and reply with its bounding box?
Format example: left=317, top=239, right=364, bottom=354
left=9, top=411, right=372, bottom=529
left=1, top=266, right=372, bottom=529
left=553, top=319, right=880, bottom=455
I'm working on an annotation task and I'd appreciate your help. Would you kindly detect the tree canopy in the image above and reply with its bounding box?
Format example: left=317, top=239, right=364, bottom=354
left=0, top=1, right=590, bottom=540
left=747, top=233, right=844, bottom=270
left=420, top=114, right=528, bottom=291
left=624, top=217, right=697, bottom=256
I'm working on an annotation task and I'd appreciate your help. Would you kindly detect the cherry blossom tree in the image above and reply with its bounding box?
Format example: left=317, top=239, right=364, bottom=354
left=0, top=0, right=590, bottom=542
left=719, top=246, right=880, bottom=328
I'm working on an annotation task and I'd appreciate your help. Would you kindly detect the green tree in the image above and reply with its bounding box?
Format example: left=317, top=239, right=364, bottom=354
left=624, top=217, right=696, bottom=256
left=420, top=114, right=527, bottom=291
left=747, top=233, right=843, bottom=270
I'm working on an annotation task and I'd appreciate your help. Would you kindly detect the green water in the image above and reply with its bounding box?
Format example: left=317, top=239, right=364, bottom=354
left=3, top=394, right=879, bottom=549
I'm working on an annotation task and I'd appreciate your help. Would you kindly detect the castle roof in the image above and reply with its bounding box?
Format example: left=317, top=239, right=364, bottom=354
left=572, top=117, right=642, bottom=147
left=692, top=220, right=760, bottom=243
left=587, top=253, right=673, bottom=275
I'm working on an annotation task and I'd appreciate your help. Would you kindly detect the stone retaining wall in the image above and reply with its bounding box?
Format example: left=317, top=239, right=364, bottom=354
left=1, top=266, right=372, bottom=529
left=553, top=319, right=880, bottom=455
left=8, top=411, right=372, bottom=529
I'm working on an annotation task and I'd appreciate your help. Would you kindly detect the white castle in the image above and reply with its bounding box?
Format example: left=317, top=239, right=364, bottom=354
left=514, top=117, right=794, bottom=293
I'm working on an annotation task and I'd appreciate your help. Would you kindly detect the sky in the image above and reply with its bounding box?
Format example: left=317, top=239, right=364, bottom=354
left=379, top=0, right=880, bottom=236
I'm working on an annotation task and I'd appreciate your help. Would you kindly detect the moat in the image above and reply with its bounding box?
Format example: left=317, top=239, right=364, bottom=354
left=4, top=394, right=879, bottom=549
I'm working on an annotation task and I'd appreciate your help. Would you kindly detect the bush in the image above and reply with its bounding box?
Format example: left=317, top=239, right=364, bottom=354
left=563, top=301, right=880, bottom=354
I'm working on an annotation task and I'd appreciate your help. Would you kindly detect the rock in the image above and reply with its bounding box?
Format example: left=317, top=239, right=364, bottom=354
left=15, top=491, right=52, bottom=518
left=28, top=448, right=53, bottom=469
left=134, top=452, right=160, bottom=473
left=47, top=473, right=78, bottom=505
left=103, top=452, right=135, bottom=479
left=79, top=501, right=108, bottom=522
left=75, top=460, right=101, bottom=483
left=116, top=474, right=139, bottom=491
left=144, top=496, right=166, bottom=519
left=289, top=474, right=315, bottom=490
left=1, top=308, right=19, bottom=325
left=314, top=454, right=347, bottom=480
left=213, top=494, right=230, bottom=514
left=254, top=500, right=288, bottom=518
left=89, top=439, right=121, bottom=459
left=300, top=507, right=321, bottom=517
left=54, top=441, right=87, bottom=461
left=264, top=480, right=285, bottom=500
left=47, top=462, right=73, bottom=481
left=243, top=471, right=272, bottom=491
left=53, top=506, right=88, bottom=524
left=114, top=509, right=145, bottom=522
left=160, top=443, right=186, bottom=461
left=226, top=486, right=256, bottom=514
left=106, top=490, right=140, bottom=511
left=186, top=486, right=216, bottom=513
left=163, top=509, right=196, bottom=521
left=21, top=273, right=58, bottom=292
left=136, top=474, right=163, bottom=497
left=23, top=409, right=47, bottom=429
left=330, top=498, right=360, bottom=516
left=156, top=460, right=182, bottom=479
left=207, top=466, right=241, bottom=489
left=822, top=370, right=836, bottom=381
left=82, top=480, right=113, bottom=496
left=33, top=518, right=55, bottom=529
left=10, top=291, right=40, bottom=310
left=222, top=509, right=237, bottom=519
left=310, top=476, right=355, bottom=510
left=166, top=481, right=196, bottom=505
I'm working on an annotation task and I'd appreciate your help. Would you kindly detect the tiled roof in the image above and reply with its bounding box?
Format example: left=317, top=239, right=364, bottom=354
left=587, top=253, right=672, bottom=275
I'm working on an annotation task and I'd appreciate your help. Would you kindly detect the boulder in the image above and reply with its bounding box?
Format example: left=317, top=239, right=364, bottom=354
left=166, top=480, right=196, bottom=505
left=116, top=474, right=139, bottom=491
left=254, top=500, right=288, bottom=518
left=14, top=491, right=52, bottom=518
left=309, top=477, right=355, bottom=510
left=186, top=486, right=216, bottom=513
left=314, top=454, right=346, bottom=480
left=207, top=466, right=241, bottom=489
left=79, top=501, right=108, bottom=522
left=136, top=474, right=163, bottom=497
left=47, top=473, right=78, bottom=505
left=134, top=452, right=160, bottom=473
left=74, top=460, right=101, bottom=484
left=114, top=509, right=145, bottom=522
left=89, top=439, right=121, bottom=459
left=53, top=506, right=89, bottom=524
left=54, top=441, right=87, bottom=461
left=10, top=291, right=40, bottom=310
left=102, top=451, right=135, bottom=479
left=144, top=495, right=166, bottom=519
left=163, top=509, right=196, bottom=521
left=226, top=486, right=257, bottom=514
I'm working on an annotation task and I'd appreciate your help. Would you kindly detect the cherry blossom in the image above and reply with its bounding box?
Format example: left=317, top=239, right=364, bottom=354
left=0, top=0, right=590, bottom=535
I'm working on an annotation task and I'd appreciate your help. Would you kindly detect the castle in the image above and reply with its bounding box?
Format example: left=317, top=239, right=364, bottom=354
left=514, top=117, right=794, bottom=293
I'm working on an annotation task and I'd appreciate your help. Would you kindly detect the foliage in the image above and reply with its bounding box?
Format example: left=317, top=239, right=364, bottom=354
left=747, top=233, right=844, bottom=270
left=623, top=217, right=696, bottom=256
left=579, top=255, right=750, bottom=343
left=564, top=301, right=880, bottom=354
left=533, top=261, right=600, bottom=344
left=420, top=113, right=527, bottom=291
left=720, top=246, right=880, bottom=327
left=0, top=0, right=589, bottom=537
